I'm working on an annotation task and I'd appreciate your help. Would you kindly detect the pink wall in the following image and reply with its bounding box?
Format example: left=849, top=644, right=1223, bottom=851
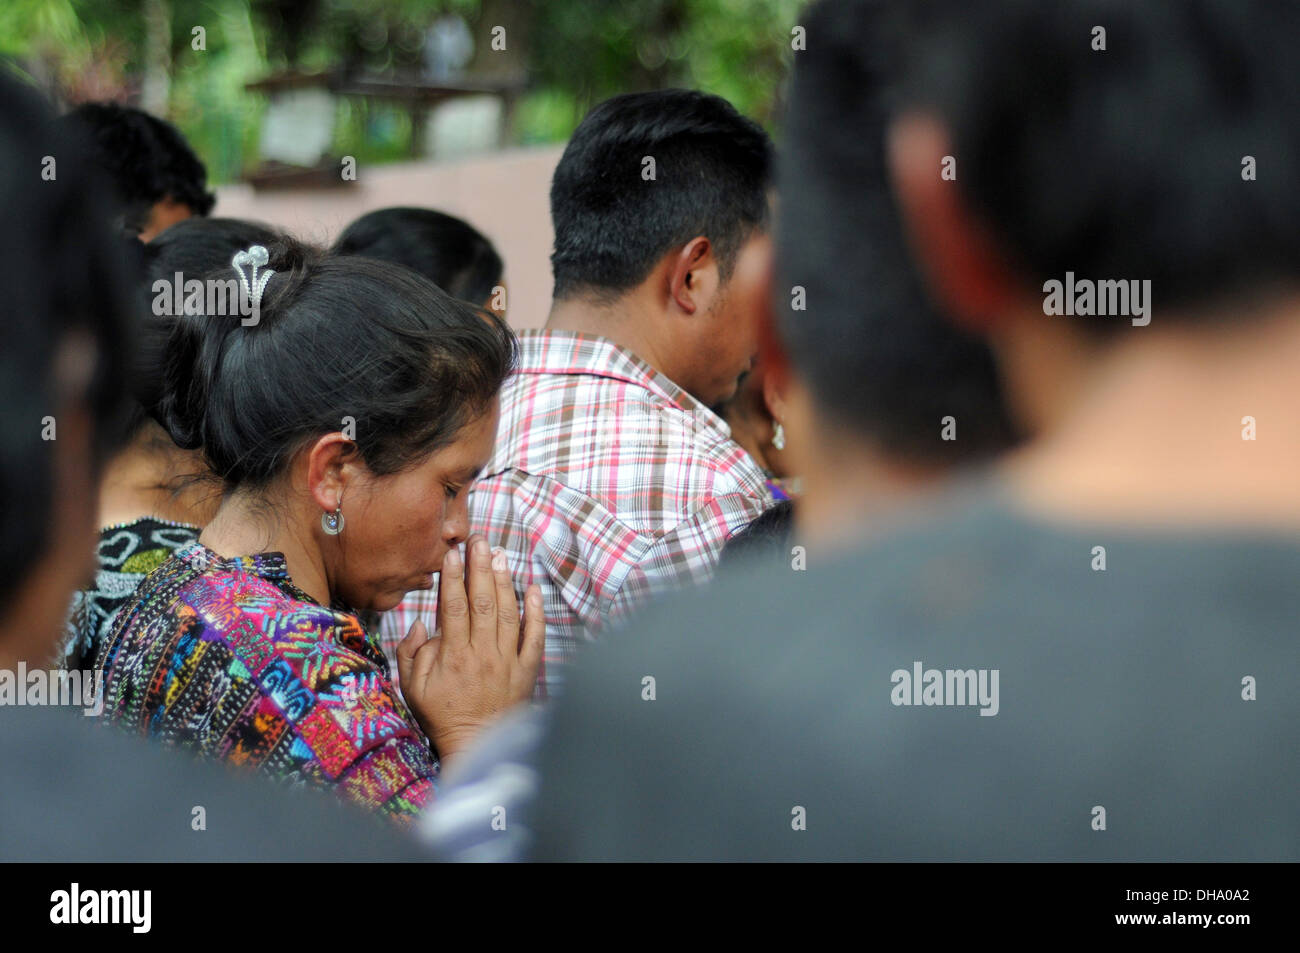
left=213, top=144, right=565, bottom=329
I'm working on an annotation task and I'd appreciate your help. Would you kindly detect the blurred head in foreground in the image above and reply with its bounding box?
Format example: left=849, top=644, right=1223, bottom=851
left=0, top=78, right=133, bottom=667
left=773, top=0, right=1300, bottom=540
left=752, top=0, right=1017, bottom=545
left=875, top=0, right=1300, bottom=526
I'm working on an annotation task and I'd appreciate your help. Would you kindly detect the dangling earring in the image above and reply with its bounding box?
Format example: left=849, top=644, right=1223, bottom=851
left=321, top=504, right=345, bottom=535
left=771, top=421, right=786, bottom=451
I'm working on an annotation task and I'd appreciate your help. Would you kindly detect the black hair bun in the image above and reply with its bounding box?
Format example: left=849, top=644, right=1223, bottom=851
left=154, top=236, right=320, bottom=451
left=156, top=243, right=515, bottom=487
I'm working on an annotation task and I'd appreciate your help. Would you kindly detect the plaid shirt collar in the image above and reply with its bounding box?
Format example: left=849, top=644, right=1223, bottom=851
left=515, top=329, right=734, bottom=440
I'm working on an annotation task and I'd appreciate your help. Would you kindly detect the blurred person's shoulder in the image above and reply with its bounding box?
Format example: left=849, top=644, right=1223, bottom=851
left=531, top=477, right=1300, bottom=860
left=0, top=706, right=427, bottom=861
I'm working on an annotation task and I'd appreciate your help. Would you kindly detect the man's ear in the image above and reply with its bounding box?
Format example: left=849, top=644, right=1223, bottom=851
left=888, top=112, right=1024, bottom=331
left=668, top=236, right=715, bottom=314
left=305, top=432, right=357, bottom=514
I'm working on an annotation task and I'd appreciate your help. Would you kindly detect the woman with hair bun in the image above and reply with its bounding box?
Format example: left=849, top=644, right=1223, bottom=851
left=60, top=218, right=287, bottom=672
left=96, top=239, right=542, bottom=823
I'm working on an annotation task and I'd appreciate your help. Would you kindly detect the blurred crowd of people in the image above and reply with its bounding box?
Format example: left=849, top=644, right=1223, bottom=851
left=1, top=0, right=1296, bottom=861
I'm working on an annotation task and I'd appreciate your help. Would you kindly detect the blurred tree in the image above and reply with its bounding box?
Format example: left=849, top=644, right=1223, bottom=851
left=253, top=0, right=322, bottom=67
left=524, top=0, right=800, bottom=136
left=1, top=0, right=800, bottom=182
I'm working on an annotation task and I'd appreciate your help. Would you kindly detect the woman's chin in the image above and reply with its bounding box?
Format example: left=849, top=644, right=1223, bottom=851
left=368, top=593, right=402, bottom=614
left=360, top=574, right=437, bottom=615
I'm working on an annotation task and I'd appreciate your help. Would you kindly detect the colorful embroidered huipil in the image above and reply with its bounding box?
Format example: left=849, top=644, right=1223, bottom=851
left=97, top=541, right=436, bottom=823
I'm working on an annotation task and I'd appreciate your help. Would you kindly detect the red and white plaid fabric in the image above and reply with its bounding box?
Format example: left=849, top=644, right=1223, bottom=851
left=379, top=329, right=771, bottom=698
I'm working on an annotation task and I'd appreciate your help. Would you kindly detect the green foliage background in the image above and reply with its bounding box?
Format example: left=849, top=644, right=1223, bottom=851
left=2, top=0, right=802, bottom=183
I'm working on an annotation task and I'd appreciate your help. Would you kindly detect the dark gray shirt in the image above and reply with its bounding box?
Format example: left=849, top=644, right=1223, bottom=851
left=529, top=491, right=1300, bottom=860
left=1, top=706, right=427, bottom=861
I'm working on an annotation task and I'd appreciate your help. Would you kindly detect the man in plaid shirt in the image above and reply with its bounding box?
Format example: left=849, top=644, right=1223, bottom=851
left=382, top=89, right=776, bottom=697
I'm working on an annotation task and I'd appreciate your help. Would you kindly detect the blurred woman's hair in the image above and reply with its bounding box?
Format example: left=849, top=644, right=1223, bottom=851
left=159, top=240, right=517, bottom=490
left=333, top=206, right=503, bottom=306
left=0, top=76, right=134, bottom=608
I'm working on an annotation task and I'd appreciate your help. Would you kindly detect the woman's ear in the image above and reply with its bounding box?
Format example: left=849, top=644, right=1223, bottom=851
left=762, top=363, right=789, bottom=425
left=305, top=432, right=356, bottom=514
left=888, top=112, right=1024, bottom=332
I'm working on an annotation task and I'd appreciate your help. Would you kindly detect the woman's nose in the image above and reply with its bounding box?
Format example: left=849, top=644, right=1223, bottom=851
left=444, top=498, right=470, bottom=547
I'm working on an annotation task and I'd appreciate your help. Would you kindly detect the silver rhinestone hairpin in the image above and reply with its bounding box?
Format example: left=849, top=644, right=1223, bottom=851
left=231, top=245, right=274, bottom=325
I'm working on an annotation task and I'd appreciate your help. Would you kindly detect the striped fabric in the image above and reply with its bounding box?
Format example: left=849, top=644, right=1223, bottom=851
left=381, top=330, right=770, bottom=698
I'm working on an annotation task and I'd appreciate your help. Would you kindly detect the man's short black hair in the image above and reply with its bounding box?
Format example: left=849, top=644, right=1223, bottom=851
left=777, top=0, right=1018, bottom=465
left=1, top=78, right=134, bottom=610
left=59, top=102, right=215, bottom=237
left=333, top=207, right=504, bottom=306
left=549, top=89, right=773, bottom=301
left=911, top=0, right=1300, bottom=320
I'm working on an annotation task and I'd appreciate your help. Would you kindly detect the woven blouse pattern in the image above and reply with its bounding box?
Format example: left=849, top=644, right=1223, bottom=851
left=96, top=541, right=436, bottom=822
left=61, top=517, right=200, bottom=672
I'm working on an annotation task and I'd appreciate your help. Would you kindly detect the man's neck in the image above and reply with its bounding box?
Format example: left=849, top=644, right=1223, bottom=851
left=789, top=374, right=949, bottom=552
left=545, top=293, right=673, bottom=381
left=796, top=446, right=948, bottom=553
left=1004, top=306, right=1300, bottom=530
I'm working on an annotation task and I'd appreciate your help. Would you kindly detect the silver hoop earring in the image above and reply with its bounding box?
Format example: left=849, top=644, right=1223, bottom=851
left=771, top=421, right=786, bottom=451
left=321, top=508, right=345, bottom=535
